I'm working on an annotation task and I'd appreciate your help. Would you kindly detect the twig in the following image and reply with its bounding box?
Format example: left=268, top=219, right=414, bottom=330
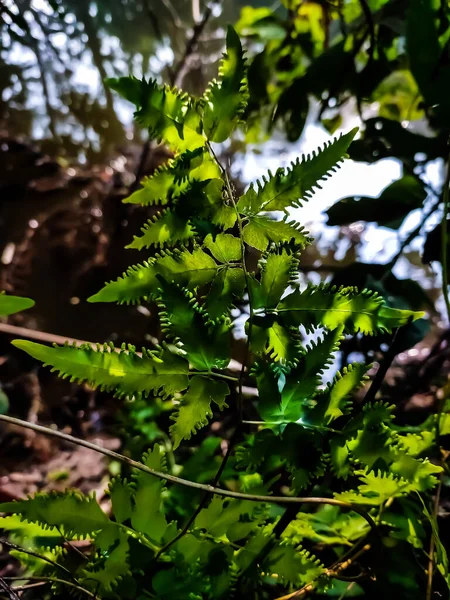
left=0, top=414, right=377, bottom=536
left=1, top=577, right=95, bottom=599
left=441, top=148, right=450, bottom=321
left=426, top=472, right=443, bottom=600
left=0, top=578, right=20, bottom=600
left=275, top=543, right=371, bottom=600
left=0, top=539, right=73, bottom=579
left=362, top=325, right=403, bottom=404
left=358, top=0, right=375, bottom=64
left=171, top=3, right=212, bottom=86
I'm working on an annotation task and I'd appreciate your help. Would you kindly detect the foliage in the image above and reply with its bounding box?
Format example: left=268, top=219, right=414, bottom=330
left=235, top=0, right=450, bottom=330
left=0, top=292, right=34, bottom=317
left=0, top=25, right=447, bottom=600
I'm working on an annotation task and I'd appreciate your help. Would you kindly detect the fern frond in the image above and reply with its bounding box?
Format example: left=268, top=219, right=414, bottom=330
left=158, top=282, right=231, bottom=370
left=277, top=283, right=424, bottom=334
left=264, top=541, right=324, bottom=586
left=170, top=376, right=229, bottom=448
left=124, top=148, right=220, bottom=206
left=12, top=340, right=189, bottom=399
left=0, top=491, right=108, bottom=538
left=202, top=26, right=249, bottom=143
left=0, top=292, right=35, bottom=316
left=126, top=208, right=196, bottom=250
left=307, top=362, right=370, bottom=425
left=252, top=247, right=299, bottom=310
left=252, top=315, right=304, bottom=366
left=88, top=247, right=219, bottom=305
left=242, top=216, right=312, bottom=251
left=237, top=128, right=358, bottom=216
left=109, top=77, right=205, bottom=154
left=108, top=478, right=133, bottom=524
left=131, top=445, right=168, bottom=542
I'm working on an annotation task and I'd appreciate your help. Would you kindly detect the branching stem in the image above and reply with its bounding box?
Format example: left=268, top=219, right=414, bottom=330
left=0, top=414, right=377, bottom=536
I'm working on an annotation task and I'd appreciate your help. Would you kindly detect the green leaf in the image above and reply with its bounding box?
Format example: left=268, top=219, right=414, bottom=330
left=88, top=248, right=218, bottom=304
left=335, top=471, right=412, bottom=506
left=204, top=267, right=246, bottom=319
left=158, top=283, right=231, bottom=370
left=194, top=495, right=262, bottom=540
left=277, top=284, right=424, bottom=335
left=131, top=445, right=168, bottom=543
left=109, top=77, right=205, bottom=153
left=204, top=233, right=242, bottom=262
left=82, top=525, right=130, bottom=593
left=123, top=148, right=220, bottom=206
left=12, top=340, right=189, bottom=399
left=326, top=175, right=427, bottom=229
left=170, top=376, right=229, bottom=448
left=109, top=478, right=133, bottom=524
left=242, top=216, right=311, bottom=251
left=306, top=362, right=370, bottom=425
left=237, top=128, right=357, bottom=215
left=126, top=209, right=195, bottom=250
left=202, top=26, right=248, bottom=143
left=420, top=496, right=450, bottom=591
left=0, top=515, right=63, bottom=549
left=0, top=292, right=34, bottom=316
left=264, top=542, right=324, bottom=586
left=252, top=248, right=298, bottom=309
left=251, top=314, right=303, bottom=365
left=0, top=491, right=108, bottom=537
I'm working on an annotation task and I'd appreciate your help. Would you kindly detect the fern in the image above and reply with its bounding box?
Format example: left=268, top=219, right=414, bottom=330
left=3, top=25, right=439, bottom=600
left=0, top=291, right=34, bottom=316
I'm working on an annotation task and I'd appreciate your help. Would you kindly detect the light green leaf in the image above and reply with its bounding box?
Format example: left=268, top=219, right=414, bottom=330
left=242, top=216, right=311, bottom=251
left=202, top=26, right=248, bottom=143
left=123, top=148, right=220, bottom=206
left=109, top=77, right=205, bottom=154
left=307, top=362, right=369, bottom=425
left=0, top=491, right=108, bottom=538
left=82, top=524, right=130, bottom=592
left=252, top=248, right=298, bottom=309
left=12, top=340, right=189, bottom=399
left=277, top=284, right=424, bottom=334
left=170, top=376, right=229, bottom=448
left=131, top=445, right=168, bottom=542
left=204, top=233, right=242, bottom=262
left=88, top=248, right=218, bottom=304
left=204, top=266, right=246, bottom=319
left=264, top=542, right=324, bottom=586
left=126, top=209, right=195, bottom=250
left=0, top=292, right=34, bottom=316
left=158, top=283, right=231, bottom=370
left=252, top=315, right=303, bottom=365
left=237, top=129, right=357, bottom=215
left=109, top=478, right=133, bottom=524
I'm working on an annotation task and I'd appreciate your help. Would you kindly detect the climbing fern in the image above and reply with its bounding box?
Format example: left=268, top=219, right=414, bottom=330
left=0, top=26, right=445, bottom=600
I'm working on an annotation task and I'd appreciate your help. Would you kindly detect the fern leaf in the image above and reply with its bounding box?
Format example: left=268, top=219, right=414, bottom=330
left=0, top=292, right=34, bottom=316
left=0, top=491, right=108, bottom=538
left=264, top=541, right=324, bottom=586
left=108, top=77, right=205, bottom=154
left=170, top=376, right=229, bottom=449
left=252, top=248, right=298, bottom=309
left=131, top=445, right=168, bottom=543
left=194, top=495, right=262, bottom=540
left=0, top=515, right=63, bottom=550
left=252, top=315, right=303, bottom=366
left=205, top=267, right=246, bottom=319
left=335, top=471, right=411, bottom=506
left=126, top=209, right=195, bottom=250
left=277, top=284, right=424, bottom=334
left=124, top=148, right=220, bottom=206
left=242, top=216, right=311, bottom=251
left=158, top=283, right=231, bottom=370
left=82, top=524, right=130, bottom=593
left=237, top=128, right=357, bottom=215
left=202, top=26, right=248, bottom=143
left=204, top=233, right=242, bottom=263
left=88, top=248, right=218, bottom=304
left=12, top=340, right=189, bottom=399
left=307, top=362, right=370, bottom=425
left=109, top=478, right=133, bottom=524
left=256, top=327, right=343, bottom=423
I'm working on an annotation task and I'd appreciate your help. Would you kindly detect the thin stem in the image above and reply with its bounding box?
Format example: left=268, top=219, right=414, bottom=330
left=441, top=149, right=450, bottom=322
left=1, top=577, right=95, bottom=599
left=274, top=543, right=371, bottom=600
left=426, top=473, right=443, bottom=600
left=0, top=538, right=74, bottom=580
left=195, top=371, right=239, bottom=382
left=0, top=414, right=377, bottom=535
